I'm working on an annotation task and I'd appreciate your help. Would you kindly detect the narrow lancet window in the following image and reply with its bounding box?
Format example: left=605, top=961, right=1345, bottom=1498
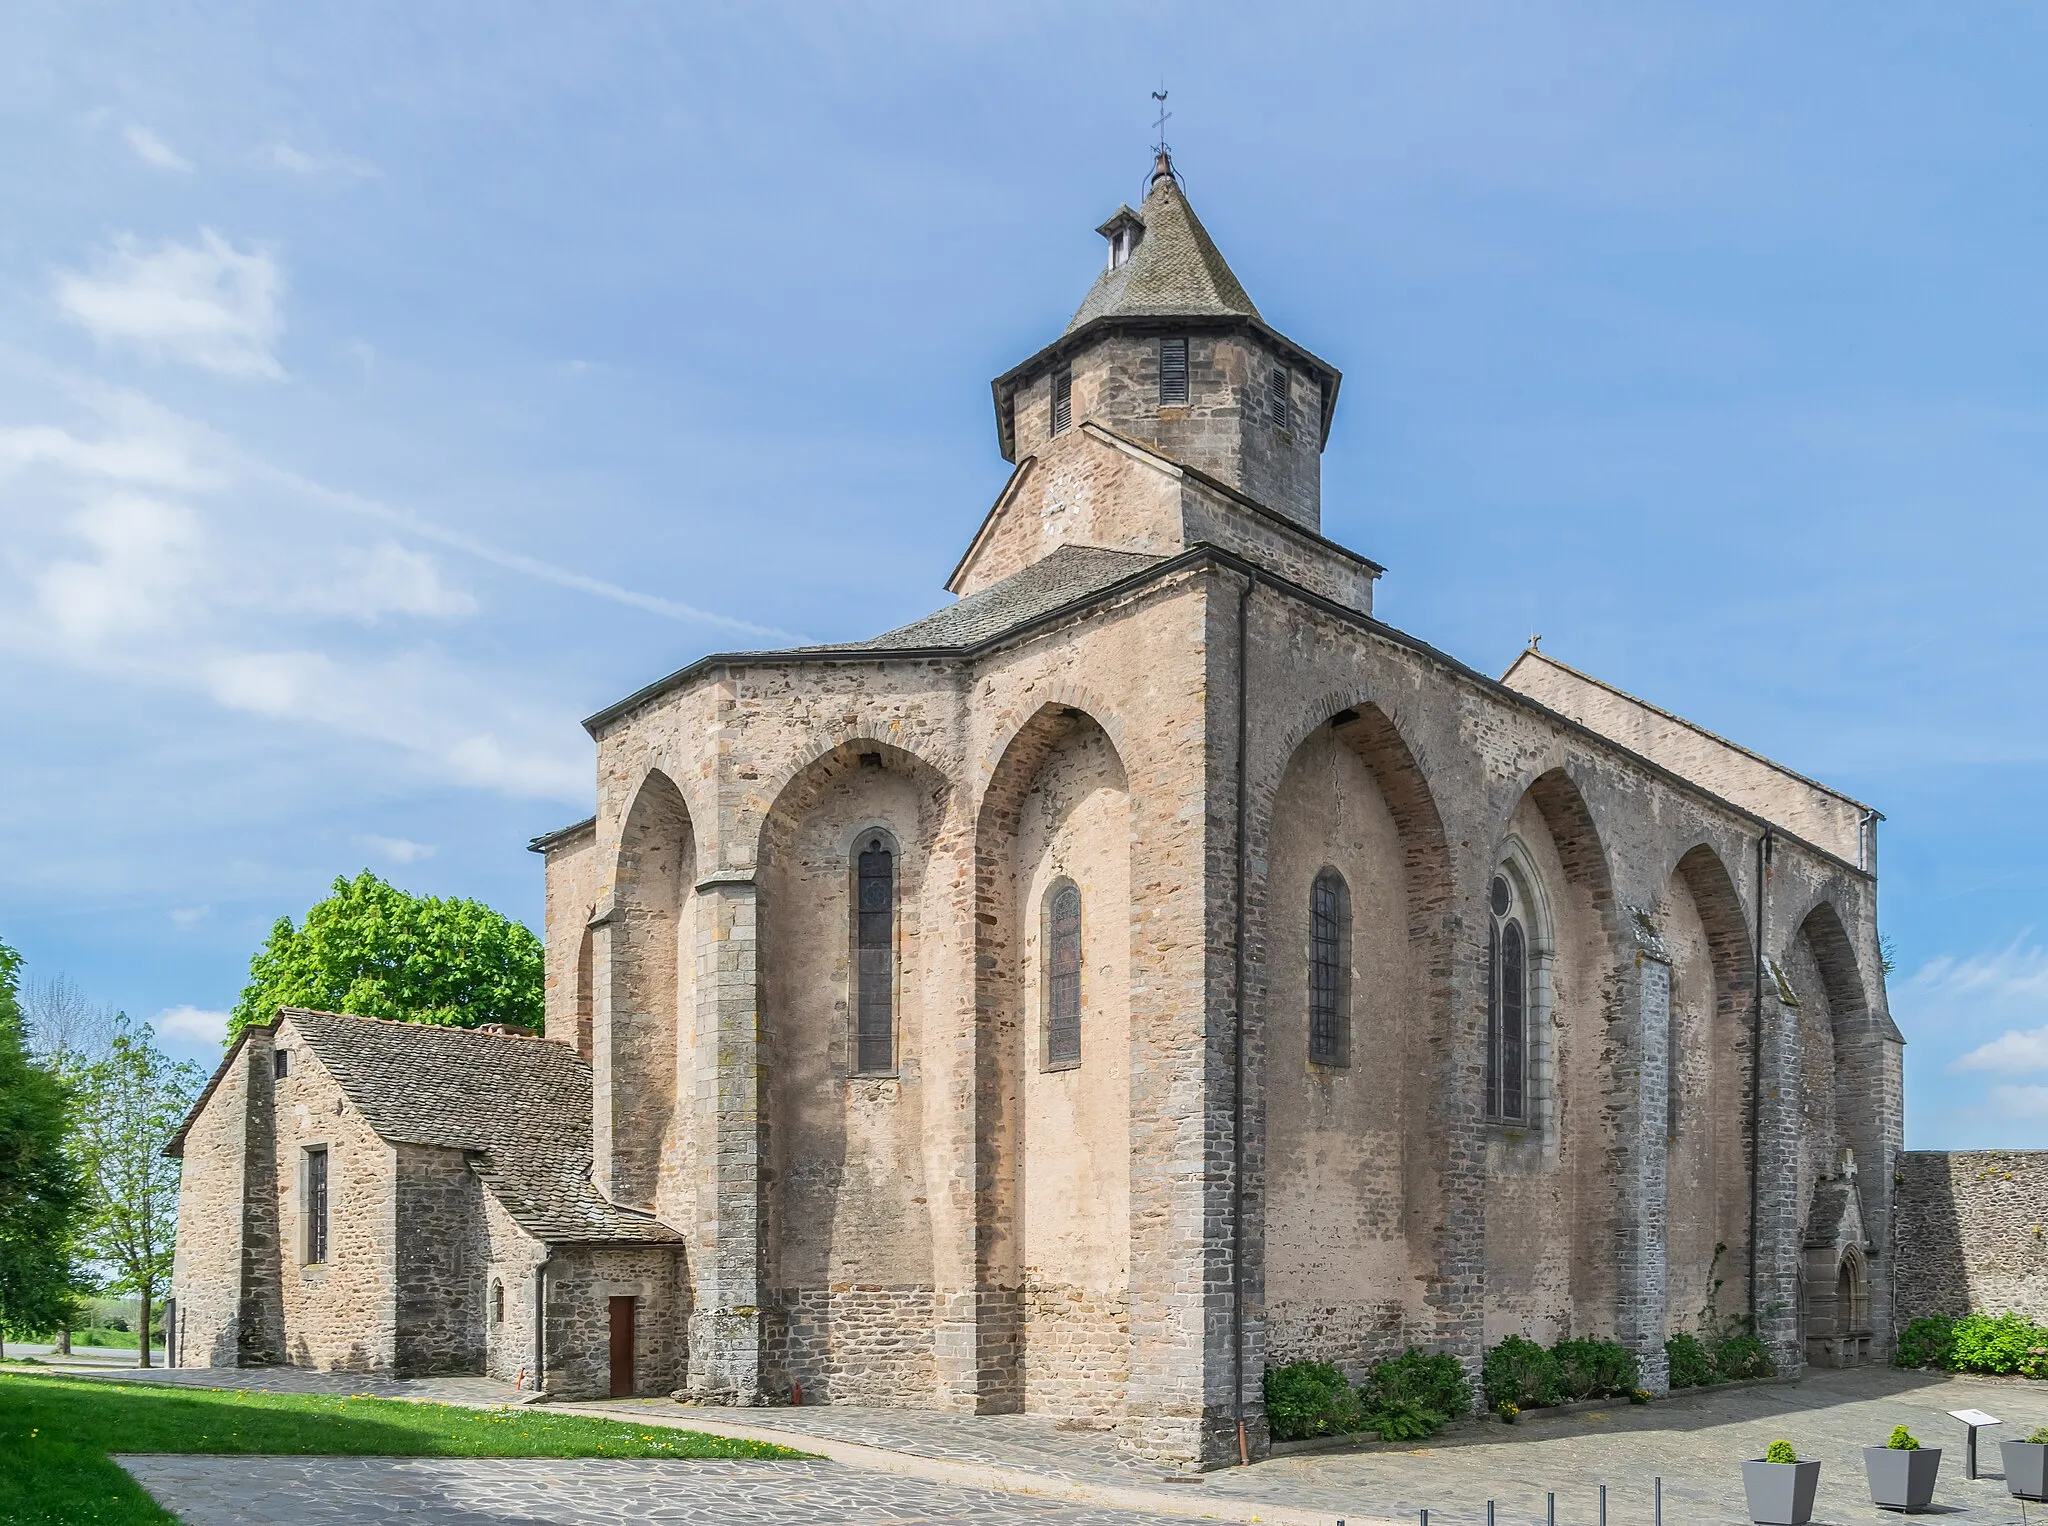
left=1486, top=874, right=1527, bottom=1121
left=1159, top=337, right=1189, bottom=405
left=856, top=837, right=895, bottom=1073
left=1046, top=882, right=1082, bottom=1068
left=1051, top=368, right=1072, bottom=435
left=1309, top=868, right=1351, bottom=1065
left=305, top=1146, right=329, bottom=1264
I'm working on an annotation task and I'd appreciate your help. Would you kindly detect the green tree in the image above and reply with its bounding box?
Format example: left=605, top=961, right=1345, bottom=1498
left=229, top=871, right=543, bottom=1039
left=71, top=1017, right=203, bottom=1367
left=0, top=939, right=88, bottom=1357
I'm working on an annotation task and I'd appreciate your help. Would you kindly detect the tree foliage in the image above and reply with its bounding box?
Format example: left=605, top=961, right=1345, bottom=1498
left=0, top=938, right=88, bottom=1346
left=229, top=871, right=543, bottom=1039
left=70, top=1016, right=203, bottom=1367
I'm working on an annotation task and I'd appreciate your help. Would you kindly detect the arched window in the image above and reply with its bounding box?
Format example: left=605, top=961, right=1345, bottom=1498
left=1045, top=881, right=1082, bottom=1069
left=855, top=836, right=895, bottom=1073
left=1309, top=868, right=1352, bottom=1066
left=1487, top=873, right=1527, bottom=1121
left=490, top=1280, right=504, bottom=1325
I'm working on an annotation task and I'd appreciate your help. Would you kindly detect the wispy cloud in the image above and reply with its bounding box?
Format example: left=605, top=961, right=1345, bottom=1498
left=55, top=230, right=285, bottom=378
left=1904, top=938, right=2048, bottom=1073
left=152, top=1004, right=228, bottom=1043
left=1989, top=1085, right=2048, bottom=1119
left=124, top=126, right=192, bottom=173
left=262, top=141, right=376, bottom=179
left=169, top=906, right=210, bottom=927
left=358, top=834, right=435, bottom=864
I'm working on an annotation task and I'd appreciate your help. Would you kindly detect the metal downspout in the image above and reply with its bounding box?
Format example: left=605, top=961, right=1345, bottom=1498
left=1231, top=568, right=1257, bottom=1467
left=1748, top=829, right=1772, bottom=1336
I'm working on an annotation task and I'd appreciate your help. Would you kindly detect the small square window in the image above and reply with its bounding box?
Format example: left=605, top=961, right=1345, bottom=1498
left=273, top=1049, right=290, bottom=1079
left=1159, top=338, right=1189, bottom=406
left=1050, top=368, right=1072, bottom=436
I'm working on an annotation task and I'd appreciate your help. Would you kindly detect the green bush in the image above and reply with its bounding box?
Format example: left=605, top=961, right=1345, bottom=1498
left=1263, top=1361, right=1364, bottom=1441
left=1482, top=1336, right=1562, bottom=1411
left=1370, top=1397, right=1443, bottom=1443
left=1665, top=1332, right=1716, bottom=1389
left=1364, top=1348, right=1472, bottom=1423
left=1765, top=1439, right=1798, bottom=1464
left=1887, top=1425, right=1919, bottom=1450
left=1950, top=1313, right=2048, bottom=1377
left=1711, top=1329, right=1773, bottom=1380
left=1894, top=1315, right=1956, bottom=1370
left=2028, top=1426, right=2048, bottom=1446
left=1552, top=1338, right=1640, bottom=1401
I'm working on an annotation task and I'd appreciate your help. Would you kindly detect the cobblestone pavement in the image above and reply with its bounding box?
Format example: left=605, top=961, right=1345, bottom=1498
left=63, top=1362, right=2048, bottom=1525
left=113, top=1456, right=1224, bottom=1525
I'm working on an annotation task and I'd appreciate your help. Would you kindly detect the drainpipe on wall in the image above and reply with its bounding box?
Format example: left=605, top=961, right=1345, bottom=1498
left=1747, top=829, right=1773, bottom=1337
left=1231, top=568, right=1258, bottom=1468
left=529, top=1251, right=554, bottom=1401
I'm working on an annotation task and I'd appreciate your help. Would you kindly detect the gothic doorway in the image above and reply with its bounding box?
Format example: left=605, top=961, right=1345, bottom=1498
left=608, top=1297, right=636, bottom=1397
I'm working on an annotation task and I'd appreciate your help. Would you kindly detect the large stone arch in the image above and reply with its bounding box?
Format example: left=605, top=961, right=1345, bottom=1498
left=1254, top=698, right=1454, bottom=1373
left=971, top=701, right=1133, bottom=1420
left=599, top=768, right=696, bottom=1215
left=755, top=735, right=961, bottom=1405
left=1782, top=895, right=1883, bottom=1365
left=1661, top=842, right=1756, bottom=1331
left=1481, top=765, right=1627, bottom=1347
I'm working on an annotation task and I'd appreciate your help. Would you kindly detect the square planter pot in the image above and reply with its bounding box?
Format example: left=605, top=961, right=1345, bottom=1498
left=1864, top=1446, right=1942, bottom=1511
left=1743, top=1459, right=1822, bottom=1526
left=2005, top=1440, right=2048, bottom=1501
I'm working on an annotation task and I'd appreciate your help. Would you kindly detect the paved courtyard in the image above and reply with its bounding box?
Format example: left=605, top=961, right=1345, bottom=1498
left=40, top=1360, right=2048, bottom=1524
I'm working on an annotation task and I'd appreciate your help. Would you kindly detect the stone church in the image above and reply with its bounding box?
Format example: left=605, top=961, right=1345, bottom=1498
left=168, top=152, right=1902, bottom=1466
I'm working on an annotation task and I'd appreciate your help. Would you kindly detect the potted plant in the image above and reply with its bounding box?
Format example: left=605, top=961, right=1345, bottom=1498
left=1744, top=1440, right=1822, bottom=1526
left=2004, top=1426, right=2048, bottom=1502
left=1864, top=1425, right=1942, bottom=1511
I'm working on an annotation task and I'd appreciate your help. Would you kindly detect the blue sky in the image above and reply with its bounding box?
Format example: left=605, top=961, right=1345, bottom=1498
left=2, top=4, right=2045, bottom=1146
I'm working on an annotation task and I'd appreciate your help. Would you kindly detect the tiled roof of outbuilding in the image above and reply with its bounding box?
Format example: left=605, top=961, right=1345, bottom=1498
left=837, top=544, right=1166, bottom=652
left=283, top=1009, right=680, bottom=1246
left=1067, top=172, right=1262, bottom=332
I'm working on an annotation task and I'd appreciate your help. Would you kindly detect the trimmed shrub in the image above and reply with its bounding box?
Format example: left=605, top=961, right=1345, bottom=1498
left=1552, top=1337, right=1640, bottom=1401
left=1666, top=1332, right=1716, bottom=1389
left=1263, top=1361, right=1364, bottom=1441
left=1765, top=1439, right=1798, bottom=1464
left=1482, top=1336, right=1562, bottom=1411
left=1895, top=1314, right=1956, bottom=1370
left=1365, top=1348, right=1472, bottom=1423
left=1887, top=1425, right=1919, bottom=1450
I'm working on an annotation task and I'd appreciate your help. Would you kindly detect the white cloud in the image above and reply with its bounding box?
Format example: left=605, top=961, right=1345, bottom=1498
left=299, top=542, right=476, bottom=622
left=153, top=1005, right=229, bottom=1043
left=125, top=126, right=192, bottom=173
left=1989, top=1085, right=2048, bottom=1119
left=1905, top=939, right=2048, bottom=1071
left=56, top=230, right=286, bottom=378
left=358, top=834, right=435, bottom=864
left=36, top=493, right=202, bottom=641
left=1955, top=1026, right=2048, bottom=1073
left=263, top=141, right=376, bottom=178
left=168, top=906, right=211, bottom=927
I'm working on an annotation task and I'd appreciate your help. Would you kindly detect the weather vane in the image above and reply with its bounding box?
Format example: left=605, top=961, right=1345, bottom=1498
left=1151, top=87, right=1172, bottom=157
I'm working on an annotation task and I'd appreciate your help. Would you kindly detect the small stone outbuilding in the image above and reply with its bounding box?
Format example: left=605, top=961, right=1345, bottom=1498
left=165, top=1008, right=683, bottom=1397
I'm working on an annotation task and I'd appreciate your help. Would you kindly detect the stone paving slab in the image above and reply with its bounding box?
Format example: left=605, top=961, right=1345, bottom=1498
left=25, top=1359, right=518, bottom=1406
left=114, top=1456, right=1229, bottom=1525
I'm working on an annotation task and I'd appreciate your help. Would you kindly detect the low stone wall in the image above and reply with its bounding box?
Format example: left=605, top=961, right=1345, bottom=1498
left=1894, top=1150, right=2048, bottom=1322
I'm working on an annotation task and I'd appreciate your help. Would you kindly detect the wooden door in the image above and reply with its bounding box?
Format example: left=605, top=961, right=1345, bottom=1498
left=608, top=1296, right=635, bottom=1398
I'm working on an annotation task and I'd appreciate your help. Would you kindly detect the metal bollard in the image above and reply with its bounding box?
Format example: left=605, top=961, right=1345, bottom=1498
left=1421, top=1511, right=1429, bottom=1526
left=1599, top=1483, right=1607, bottom=1526
left=1488, top=1502, right=1496, bottom=1526
left=1655, top=1477, right=1662, bottom=1526
left=1547, top=1491, right=1556, bottom=1526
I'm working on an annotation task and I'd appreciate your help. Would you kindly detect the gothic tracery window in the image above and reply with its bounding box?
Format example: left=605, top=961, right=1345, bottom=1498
left=855, top=836, right=895, bottom=1073
left=1486, top=873, right=1527, bottom=1121
left=1046, top=881, right=1082, bottom=1068
left=1309, top=867, right=1351, bottom=1066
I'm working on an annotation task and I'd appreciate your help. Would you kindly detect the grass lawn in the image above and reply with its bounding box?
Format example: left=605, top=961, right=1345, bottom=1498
left=0, top=1371, right=806, bottom=1525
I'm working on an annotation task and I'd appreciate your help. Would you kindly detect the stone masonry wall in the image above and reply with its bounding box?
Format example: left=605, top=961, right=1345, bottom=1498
left=544, top=1245, right=689, bottom=1399
left=393, top=1144, right=486, bottom=1376
left=170, top=1043, right=253, bottom=1368
left=1895, top=1151, right=2048, bottom=1324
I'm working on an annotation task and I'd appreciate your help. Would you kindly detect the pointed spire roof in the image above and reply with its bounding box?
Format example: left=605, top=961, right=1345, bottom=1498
left=1065, top=154, right=1262, bottom=332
